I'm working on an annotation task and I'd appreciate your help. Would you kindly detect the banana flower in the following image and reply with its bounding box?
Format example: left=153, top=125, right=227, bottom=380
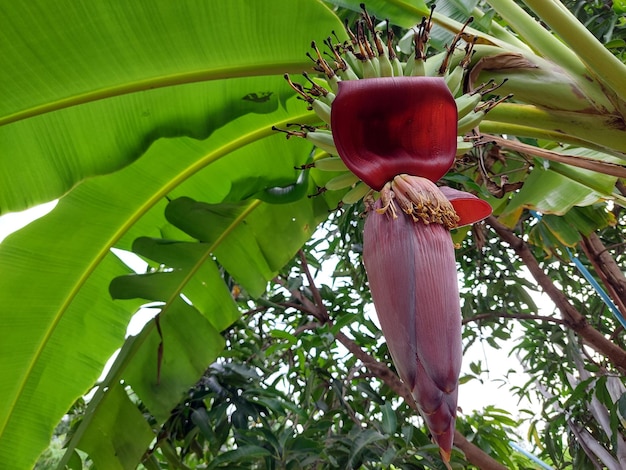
left=332, top=77, right=492, bottom=462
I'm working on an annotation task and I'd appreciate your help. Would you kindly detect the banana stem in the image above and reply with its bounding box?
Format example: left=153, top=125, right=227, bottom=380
left=522, top=0, right=626, bottom=105
left=429, top=11, right=529, bottom=53
left=484, top=103, right=626, bottom=156
left=479, top=120, right=626, bottom=159
left=469, top=7, right=531, bottom=51
left=485, top=0, right=586, bottom=77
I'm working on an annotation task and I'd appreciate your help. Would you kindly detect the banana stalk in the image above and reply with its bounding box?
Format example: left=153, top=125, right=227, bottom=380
left=521, top=0, right=626, bottom=105
left=485, top=0, right=587, bottom=78
left=485, top=104, right=626, bottom=156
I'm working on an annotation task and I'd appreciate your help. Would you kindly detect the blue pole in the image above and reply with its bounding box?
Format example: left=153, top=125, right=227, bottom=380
left=529, top=210, right=626, bottom=330
left=509, top=441, right=554, bottom=469
left=565, top=247, right=626, bottom=330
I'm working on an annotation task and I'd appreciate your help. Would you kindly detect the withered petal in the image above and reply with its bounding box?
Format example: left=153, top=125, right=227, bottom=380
left=331, top=77, right=458, bottom=190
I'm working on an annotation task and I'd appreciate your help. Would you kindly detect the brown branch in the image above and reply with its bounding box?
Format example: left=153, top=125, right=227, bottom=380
left=487, top=216, right=626, bottom=372
left=293, top=322, right=322, bottom=335
left=274, top=276, right=323, bottom=322
left=242, top=306, right=270, bottom=316
left=483, top=134, right=626, bottom=178
left=463, top=311, right=566, bottom=326
left=580, top=233, right=626, bottom=319
left=298, top=250, right=330, bottom=322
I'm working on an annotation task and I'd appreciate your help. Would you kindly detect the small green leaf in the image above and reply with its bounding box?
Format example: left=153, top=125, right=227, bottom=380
left=459, top=374, right=477, bottom=385
left=381, top=402, right=397, bottom=435
left=606, top=38, right=626, bottom=49
left=469, top=361, right=482, bottom=375
left=191, top=408, right=215, bottom=442
left=269, top=329, right=298, bottom=345
left=613, top=0, right=626, bottom=15
left=381, top=446, right=397, bottom=465
left=617, top=393, right=626, bottom=419
left=207, top=445, right=272, bottom=469
left=348, top=429, right=386, bottom=467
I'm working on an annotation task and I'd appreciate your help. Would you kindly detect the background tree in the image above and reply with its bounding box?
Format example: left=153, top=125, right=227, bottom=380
left=1, top=0, right=626, bottom=468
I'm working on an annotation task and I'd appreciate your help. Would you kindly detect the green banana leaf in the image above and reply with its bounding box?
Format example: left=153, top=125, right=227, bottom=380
left=65, top=178, right=335, bottom=469
left=498, top=147, right=622, bottom=227
left=0, top=1, right=345, bottom=468
left=528, top=206, right=616, bottom=257
left=0, top=0, right=341, bottom=214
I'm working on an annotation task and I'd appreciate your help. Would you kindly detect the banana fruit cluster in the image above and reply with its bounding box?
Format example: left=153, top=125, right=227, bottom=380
left=276, top=5, right=508, bottom=204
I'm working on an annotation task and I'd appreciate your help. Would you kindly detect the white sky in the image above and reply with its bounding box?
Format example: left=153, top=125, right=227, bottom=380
left=0, top=200, right=57, bottom=243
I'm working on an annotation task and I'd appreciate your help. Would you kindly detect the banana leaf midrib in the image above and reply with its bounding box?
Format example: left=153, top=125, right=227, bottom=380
left=0, top=62, right=317, bottom=128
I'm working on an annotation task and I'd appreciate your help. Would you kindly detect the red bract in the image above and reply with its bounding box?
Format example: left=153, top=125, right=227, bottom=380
left=364, top=197, right=460, bottom=460
left=363, top=176, right=492, bottom=462
left=330, top=77, right=458, bottom=190
left=439, top=186, right=493, bottom=227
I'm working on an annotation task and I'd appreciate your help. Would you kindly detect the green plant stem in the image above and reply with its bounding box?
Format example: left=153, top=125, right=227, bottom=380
left=522, top=0, right=626, bottom=105
left=478, top=120, right=626, bottom=158
left=470, top=6, right=531, bottom=51
left=485, top=0, right=586, bottom=77
left=431, top=11, right=528, bottom=53
left=484, top=103, right=626, bottom=155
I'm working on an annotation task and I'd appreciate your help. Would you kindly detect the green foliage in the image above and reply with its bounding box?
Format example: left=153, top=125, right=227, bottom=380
left=561, top=0, right=626, bottom=59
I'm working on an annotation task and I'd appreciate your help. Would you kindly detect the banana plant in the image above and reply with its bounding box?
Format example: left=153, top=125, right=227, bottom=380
left=1, top=0, right=625, bottom=468
left=318, top=0, right=626, bottom=239
left=331, top=0, right=626, bottom=156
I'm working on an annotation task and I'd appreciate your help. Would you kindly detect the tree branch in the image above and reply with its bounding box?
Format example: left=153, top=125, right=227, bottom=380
left=281, top=264, right=509, bottom=470
left=298, top=250, right=330, bottom=322
left=486, top=216, right=626, bottom=372
left=463, top=311, right=566, bottom=326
